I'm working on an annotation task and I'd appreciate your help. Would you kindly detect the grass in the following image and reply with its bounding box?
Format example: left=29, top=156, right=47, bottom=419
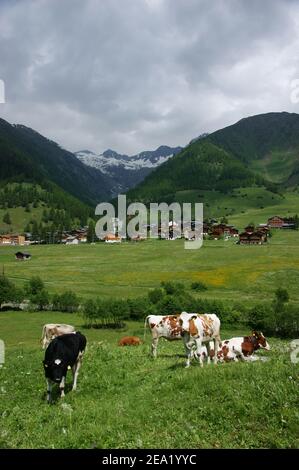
left=174, top=186, right=286, bottom=219
left=0, top=204, right=48, bottom=233
left=0, top=229, right=299, bottom=304
left=0, top=311, right=298, bottom=449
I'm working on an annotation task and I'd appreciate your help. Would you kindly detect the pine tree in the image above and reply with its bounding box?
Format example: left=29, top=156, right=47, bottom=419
left=87, top=220, right=96, bottom=243
left=3, top=212, right=11, bottom=225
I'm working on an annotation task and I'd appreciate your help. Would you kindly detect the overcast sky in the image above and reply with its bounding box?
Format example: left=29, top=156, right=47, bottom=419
left=1, top=0, right=299, bottom=154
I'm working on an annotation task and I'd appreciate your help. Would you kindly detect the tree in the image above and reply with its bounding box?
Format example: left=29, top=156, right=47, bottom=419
left=31, top=220, right=39, bottom=241
left=26, top=276, right=49, bottom=310
left=26, top=276, right=45, bottom=296
left=3, top=212, right=11, bottom=225
left=87, top=220, right=96, bottom=243
left=0, top=275, right=21, bottom=305
left=275, top=288, right=289, bottom=306
left=220, top=216, right=228, bottom=224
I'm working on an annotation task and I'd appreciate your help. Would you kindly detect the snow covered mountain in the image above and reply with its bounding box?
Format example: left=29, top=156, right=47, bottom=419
left=75, top=145, right=182, bottom=195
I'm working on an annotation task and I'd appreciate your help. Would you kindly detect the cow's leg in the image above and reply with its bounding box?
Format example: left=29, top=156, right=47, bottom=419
left=183, top=336, right=192, bottom=368
left=46, top=379, right=52, bottom=404
left=205, top=342, right=211, bottom=365
left=213, top=336, right=221, bottom=364
left=72, top=354, right=83, bottom=391
left=151, top=337, right=159, bottom=358
left=59, top=376, right=65, bottom=398
left=194, top=338, right=203, bottom=367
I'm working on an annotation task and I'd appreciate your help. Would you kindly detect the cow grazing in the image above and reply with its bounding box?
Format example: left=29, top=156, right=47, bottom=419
left=40, top=323, right=76, bottom=349
left=118, top=336, right=142, bottom=346
left=43, top=332, right=86, bottom=403
left=145, top=314, right=187, bottom=358
left=179, top=312, right=221, bottom=368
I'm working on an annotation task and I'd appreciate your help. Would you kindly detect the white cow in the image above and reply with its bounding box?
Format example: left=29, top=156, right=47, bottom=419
left=40, top=323, right=76, bottom=349
left=144, top=314, right=187, bottom=358
left=179, top=312, right=221, bottom=367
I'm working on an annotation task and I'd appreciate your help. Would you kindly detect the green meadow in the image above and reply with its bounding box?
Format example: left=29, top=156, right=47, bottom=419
left=0, top=229, right=298, bottom=304
left=0, top=312, right=298, bottom=449
left=0, top=200, right=298, bottom=449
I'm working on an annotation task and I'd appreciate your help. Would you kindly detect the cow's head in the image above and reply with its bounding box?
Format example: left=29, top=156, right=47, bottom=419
left=179, top=313, right=198, bottom=337
left=43, top=358, right=67, bottom=383
left=252, top=331, right=270, bottom=350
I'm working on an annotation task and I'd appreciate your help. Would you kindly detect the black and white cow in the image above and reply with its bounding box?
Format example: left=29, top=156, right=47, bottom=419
left=43, top=332, right=87, bottom=403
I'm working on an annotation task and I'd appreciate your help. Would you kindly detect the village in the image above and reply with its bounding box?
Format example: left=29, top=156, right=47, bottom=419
left=0, top=214, right=297, bottom=249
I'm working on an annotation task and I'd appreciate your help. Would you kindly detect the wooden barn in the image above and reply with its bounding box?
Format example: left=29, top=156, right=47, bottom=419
left=15, top=252, right=31, bottom=260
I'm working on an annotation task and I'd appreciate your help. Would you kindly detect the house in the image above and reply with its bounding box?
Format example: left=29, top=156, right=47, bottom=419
left=267, top=216, right=295, bottom=229
left=65, top=236, right=79, bottom=245
left=209, top=223, right=239, bottom=239
left=267, top=216, right=284, bottom=228
left=104, top=233, right=122, bottom=243
left=244, top=224, right=255, bottom=234
left=238, top=231, right=267, bottom=245
left=15, top=251, right=31, bottom=260
left=0, top=234, right=26, bottom=246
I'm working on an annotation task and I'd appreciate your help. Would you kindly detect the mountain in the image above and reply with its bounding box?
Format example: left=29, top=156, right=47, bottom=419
left=0, top=118, right=112, bottom=205
left=208, top=112, right=299, bottom=185
left=76, top=145, right=182, bottom=195
left=127, top=112, right=299, bottom=204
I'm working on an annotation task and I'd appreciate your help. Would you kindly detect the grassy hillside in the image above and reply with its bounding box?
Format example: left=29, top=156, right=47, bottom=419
left=174, top=186, right=285, bottom=219
left=0, top=205, right=47, bottom=233
left=0, top=312, right=297, bottom=449
left=0, top=182, right=93, bottom=234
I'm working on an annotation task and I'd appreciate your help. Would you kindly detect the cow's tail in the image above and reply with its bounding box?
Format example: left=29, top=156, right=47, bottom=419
left=144, top=316, right=150, bottom=341
left=40, top=324, right=46, bottom=347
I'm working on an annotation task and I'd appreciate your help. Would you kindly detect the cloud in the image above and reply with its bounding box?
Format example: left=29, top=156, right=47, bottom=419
left=0, top=0, right=299, bottom=154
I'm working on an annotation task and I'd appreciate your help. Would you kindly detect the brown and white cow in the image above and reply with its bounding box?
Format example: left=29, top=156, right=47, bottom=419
left=118, top=336, right=142, bottom=346
left=179, top=312, right=221, bottom=367
left=218, top=331, right=270, bottom=362
left=145, top=314, right=188, bottom=358
left=199, top=331, right=270, bottom=363
left=41, top=323, right=76, bottom=349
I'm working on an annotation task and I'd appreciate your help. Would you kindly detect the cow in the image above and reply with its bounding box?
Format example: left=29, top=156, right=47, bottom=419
left=198, top=331, right=270, bottom=363
left=179, top=312, right=221, bottom=368
left=43, top=332, right=86, bottom=403
left=145, top=313, right=188, bottom=358
left=217, top=331, right=270, bottom=362
left=40, top=323, right=76, bottom=349
left=118, top=336, right=143, bottom=346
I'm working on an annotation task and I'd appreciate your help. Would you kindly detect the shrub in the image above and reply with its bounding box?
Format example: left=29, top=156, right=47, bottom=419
left=191, top=281, right=208, bottom=292
left=161, top=281, right=185, bottom=295
left=148, top=288, right=164, bottom=304
left=52, top=291, right=80, bottom=312
left=0, top=275, right=23, bottom=306
left=25, top=276, right=49, bottom=310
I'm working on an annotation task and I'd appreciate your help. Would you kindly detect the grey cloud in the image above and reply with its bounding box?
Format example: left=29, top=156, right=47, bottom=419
left=0, top=0, right=299, bottom=154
